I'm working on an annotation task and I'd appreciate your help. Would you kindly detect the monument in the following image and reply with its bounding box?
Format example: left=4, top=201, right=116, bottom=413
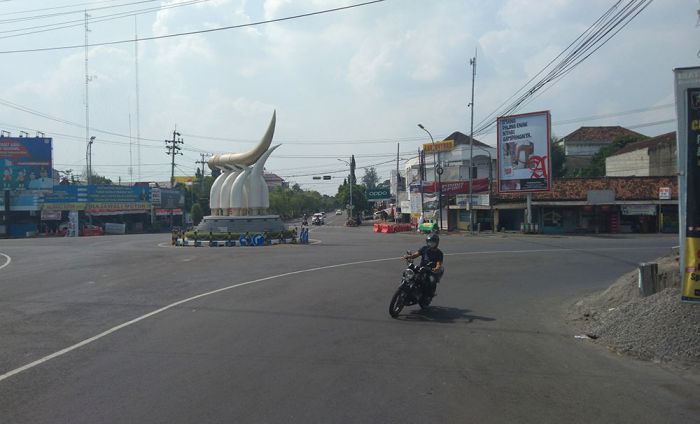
left=195, top=111, right=286, bottom=234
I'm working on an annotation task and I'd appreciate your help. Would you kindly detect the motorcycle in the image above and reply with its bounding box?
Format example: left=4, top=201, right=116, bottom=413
left=389, top=253, right=436, bottom=318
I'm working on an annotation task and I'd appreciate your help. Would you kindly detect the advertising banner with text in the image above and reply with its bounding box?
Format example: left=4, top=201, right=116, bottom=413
left=675, top=66, right=700, bottom=303
left=497, top=111, right=551, bottom=193
left=1, top=137, right=53, bottom=191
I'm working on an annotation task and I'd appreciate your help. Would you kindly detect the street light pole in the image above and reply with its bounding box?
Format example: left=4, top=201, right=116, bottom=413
left=468, top=51, right=477, bottom=233
left=418, top=124, right=442, bottom=231
left=337, top=158, right=353, bottom=219
left=87, top=136, right=95, bottom=185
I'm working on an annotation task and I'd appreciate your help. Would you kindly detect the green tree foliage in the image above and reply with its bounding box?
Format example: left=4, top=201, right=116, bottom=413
left=550, top=136, right=566, bottom=178
left=576, top=135, right=646, bottom=177
left=268, top=186, right=338, bottom=219
left=336, top=182, right=367, bottom=214
left=361, top=167, right=379, bottom=189
left=91, top=173, right=113, bottom=185
left=191, top=203, right=203, bottom=225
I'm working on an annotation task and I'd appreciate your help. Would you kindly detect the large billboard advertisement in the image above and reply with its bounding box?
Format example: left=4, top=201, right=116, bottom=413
left=497, top=111, right=551, bottom=193
left=1, top=137, right=53, bottom=191
left=675, top=66, right=700, bottom=303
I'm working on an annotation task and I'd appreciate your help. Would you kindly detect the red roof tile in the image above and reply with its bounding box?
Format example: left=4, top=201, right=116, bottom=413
left=608, top=132, right=675, bottom=157
left=561, top=126, right=647, bottom=144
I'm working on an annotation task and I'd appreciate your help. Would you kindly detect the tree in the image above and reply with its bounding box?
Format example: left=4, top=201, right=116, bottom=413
left=361, top=167, right=379, bottom=189
left=91, top=173, right=113, bottom=185
left=191, top=203, right=203, bottom=225
left=336, top=182, right=367, bottom=214
left=550, top=136, right=566, bottom=178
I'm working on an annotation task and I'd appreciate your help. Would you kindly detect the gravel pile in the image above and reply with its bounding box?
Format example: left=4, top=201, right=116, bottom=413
left=568, top=254, right=700, bottom=369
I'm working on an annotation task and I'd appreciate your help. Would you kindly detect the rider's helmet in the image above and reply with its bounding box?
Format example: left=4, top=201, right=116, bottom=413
left=426, top=233, right=440, bottom=249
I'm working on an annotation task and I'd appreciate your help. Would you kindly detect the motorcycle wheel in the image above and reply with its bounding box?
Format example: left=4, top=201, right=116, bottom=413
left=419, top=296, right=432, bottom=309
left=389, top=289, right=405, bottom=318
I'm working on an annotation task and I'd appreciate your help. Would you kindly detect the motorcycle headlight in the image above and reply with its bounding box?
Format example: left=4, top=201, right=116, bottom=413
left=403, top=269, right=415, bottom=279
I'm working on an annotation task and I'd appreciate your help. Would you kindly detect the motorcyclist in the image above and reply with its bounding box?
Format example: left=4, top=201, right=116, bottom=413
left=403, top=233, right=444, bottom=298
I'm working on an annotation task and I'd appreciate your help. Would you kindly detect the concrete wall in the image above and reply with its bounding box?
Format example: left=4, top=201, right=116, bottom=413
left=565, top=141, right=610, bottom=156
left=606, top=149, right=650, bottom=176
left=649, top=143, right=677, bottom=176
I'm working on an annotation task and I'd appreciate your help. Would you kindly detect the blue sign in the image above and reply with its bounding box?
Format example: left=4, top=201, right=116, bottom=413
left=0, top=137, right=53, bottom=191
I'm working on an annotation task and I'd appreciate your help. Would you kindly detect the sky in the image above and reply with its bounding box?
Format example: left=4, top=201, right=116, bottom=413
left=0, top=0, right=697, bottom=195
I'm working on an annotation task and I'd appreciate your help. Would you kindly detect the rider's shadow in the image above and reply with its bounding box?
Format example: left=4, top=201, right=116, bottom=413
left=399, top=306, right=496, bottom=324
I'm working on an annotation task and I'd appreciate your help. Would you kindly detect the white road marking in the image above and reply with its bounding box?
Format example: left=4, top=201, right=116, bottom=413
left=0, top=244, right=669, bottom=383
left=0, top=253, right=11, bottom=271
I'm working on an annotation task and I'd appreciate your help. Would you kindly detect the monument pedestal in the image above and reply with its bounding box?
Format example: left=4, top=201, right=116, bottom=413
left=196, top=215, right=286, bottom=234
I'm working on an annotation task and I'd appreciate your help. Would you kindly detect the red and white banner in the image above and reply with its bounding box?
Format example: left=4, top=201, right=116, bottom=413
left=421, top=178, right=489, bottom=194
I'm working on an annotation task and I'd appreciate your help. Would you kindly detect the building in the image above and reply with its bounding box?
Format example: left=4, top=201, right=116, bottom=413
left=401, top=131, right=496, bottom=230
left=264, top=173, right=286, bottom=189
left=560, top=126, right=647, bottom=175
left=605, top=132, right=676, bottom=177
left=489, top=176, right=678, bottom=234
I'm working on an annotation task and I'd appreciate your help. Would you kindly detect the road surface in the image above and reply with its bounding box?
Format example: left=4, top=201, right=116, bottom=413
left=0, top=219, right=697, bottom=423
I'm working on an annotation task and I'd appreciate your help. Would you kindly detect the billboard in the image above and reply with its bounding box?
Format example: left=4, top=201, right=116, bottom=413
left=675, top=66, right=700, bottom=303
left=497, top=111, right=551, bottom=193
left=367, top=188, right=391, bottom=201
left=0, top=137, right=53, bottom=191
left=41, top=185, right=150, bottom=212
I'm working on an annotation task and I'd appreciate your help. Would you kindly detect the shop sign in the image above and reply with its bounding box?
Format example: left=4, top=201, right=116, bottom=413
left=621, top=205, right=657, bottom=216
left=40, top=210, right=61, bottom=220
left=367, top=188, right=391, bottom=201
left=659, top=187, right=671, bottom=200
left=423, top=139, right=454, bottom=154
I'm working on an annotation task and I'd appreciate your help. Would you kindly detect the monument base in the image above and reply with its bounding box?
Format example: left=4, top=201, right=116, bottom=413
left=195, top=215, right=286, bottom=234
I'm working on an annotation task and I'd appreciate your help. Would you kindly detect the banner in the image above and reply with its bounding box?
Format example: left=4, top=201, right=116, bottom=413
left=421, top=178, right=489, bottom=195
left=0, top=137, right=53, bottom=191
left=675, top=66, right=700, bottom=303
left=423, top=139, right=454, bottom=154
left=497, top=111, right=551, bottom=193
left=367, top=188, right=391, bottom=201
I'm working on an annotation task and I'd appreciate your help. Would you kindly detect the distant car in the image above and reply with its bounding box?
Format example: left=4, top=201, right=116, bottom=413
left=312, top=213, right=324, bottom=225
left=335, top=209, right=342, bottom=215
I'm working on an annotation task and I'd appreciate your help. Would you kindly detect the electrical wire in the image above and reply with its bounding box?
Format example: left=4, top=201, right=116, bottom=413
left=0, top=0, right=386, bottom=54
left=473, top=0, right=653, bottom=136
left=0, top=1, right=212, bottom=40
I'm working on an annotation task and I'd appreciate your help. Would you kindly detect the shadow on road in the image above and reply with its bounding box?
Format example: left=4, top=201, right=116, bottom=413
left=397, top=306, right=496, bottom=324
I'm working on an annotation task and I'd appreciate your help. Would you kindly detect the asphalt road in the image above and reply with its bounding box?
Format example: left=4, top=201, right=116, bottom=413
left=0, top=215, right=698, bottom=423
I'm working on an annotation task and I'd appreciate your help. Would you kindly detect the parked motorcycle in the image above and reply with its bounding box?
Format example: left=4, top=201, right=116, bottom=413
left=389, top=253, right=436, bottom=318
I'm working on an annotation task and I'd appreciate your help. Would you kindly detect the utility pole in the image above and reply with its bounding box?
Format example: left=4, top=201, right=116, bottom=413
left=196, top=153, right=211, bottom=191
left=165, top=128, right=183, bottom=188
left=468, top=49, right=477, bottom=233
left=395, top=143, right=400, bottom=222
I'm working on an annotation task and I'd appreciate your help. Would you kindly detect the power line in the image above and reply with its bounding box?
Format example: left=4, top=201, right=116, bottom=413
left=0, top=0, right=147, bottom=17
left=473, top=0, right=653, bottom=136
left=0, top=0, right=211, bottom=40
left=0, top=0, right=387, bottom=54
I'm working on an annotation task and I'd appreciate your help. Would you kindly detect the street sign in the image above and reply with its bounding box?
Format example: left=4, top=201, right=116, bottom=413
left=323, top=175, right=332, bottom=180
left=366, top=188, right=391, bottom=201
left=659, top=187, right=671, bottom=200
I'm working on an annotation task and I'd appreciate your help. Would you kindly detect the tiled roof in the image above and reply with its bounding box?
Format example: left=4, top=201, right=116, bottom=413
left=495, top=176, right=677, bottom=201
left=443, top=131, right=491, bottom=148
left=608, top=132, right=675, bottom=157
left=561, top=126, right=647, bottom=144
left=264, top=173, right=284, bottom=182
